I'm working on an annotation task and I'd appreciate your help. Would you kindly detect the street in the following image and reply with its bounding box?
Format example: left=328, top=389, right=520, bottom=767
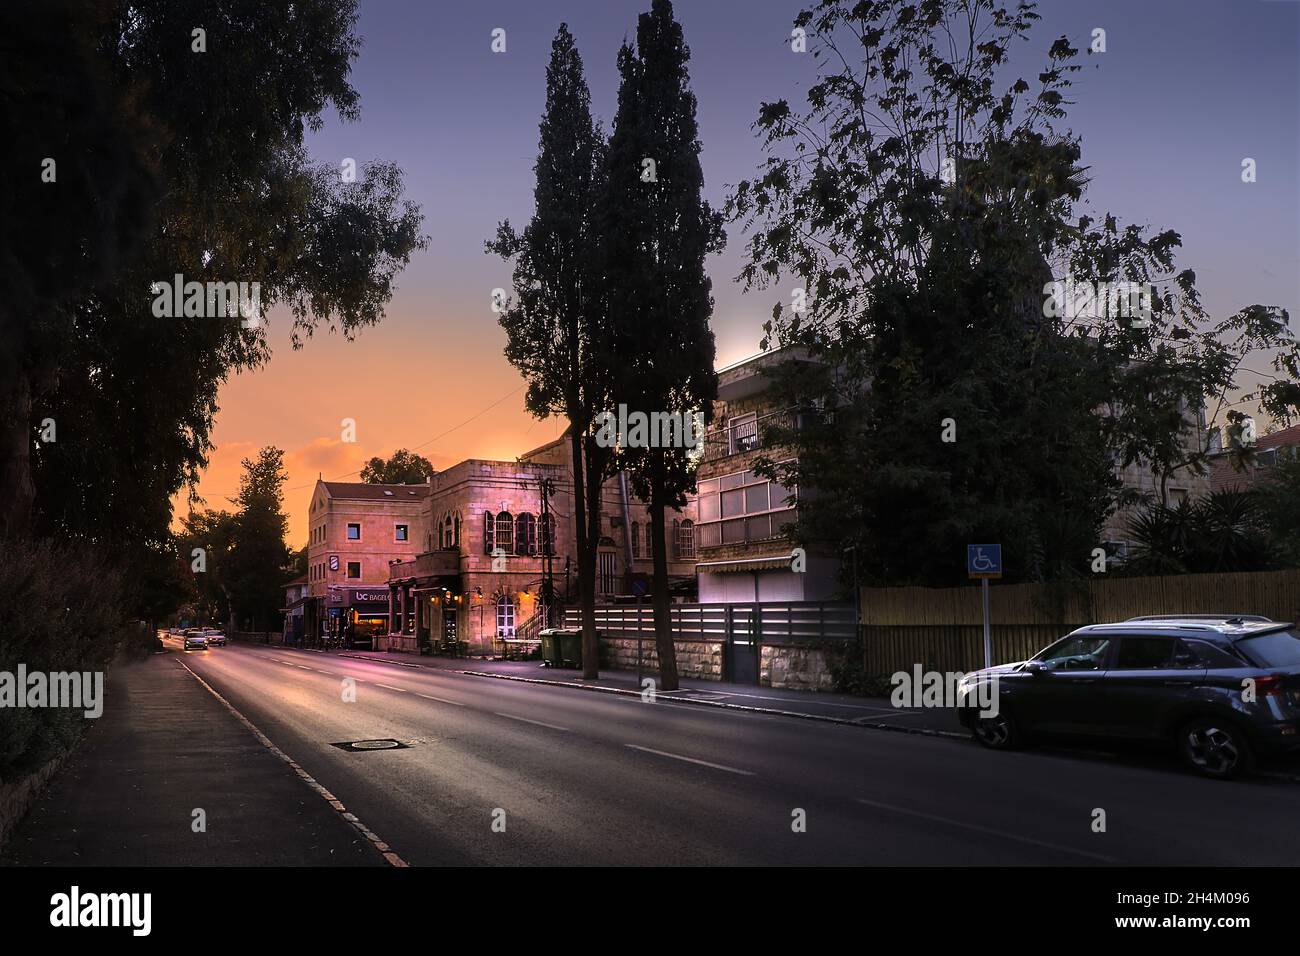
left=10, top=638, right=1300, bottom=867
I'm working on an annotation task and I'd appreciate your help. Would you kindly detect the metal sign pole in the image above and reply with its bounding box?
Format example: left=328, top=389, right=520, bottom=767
left=982, top=577, right=992, bottom=669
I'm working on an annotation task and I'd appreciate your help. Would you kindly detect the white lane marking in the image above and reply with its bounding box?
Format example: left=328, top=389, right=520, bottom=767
left=417, top=693, right=464, bottom=706
left=625, top=744, right=756, bottom=777
left=172, top=658, right=407, bottom=867
left=494, top=712, right=569, bottom=732
left=373, top=683, right=408, bottom=693
left=853, top=798, right=1118, bottom=863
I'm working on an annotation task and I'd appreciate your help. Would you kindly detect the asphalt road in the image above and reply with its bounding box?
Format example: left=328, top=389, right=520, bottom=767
left=144, top=639, right=1300, bottom=866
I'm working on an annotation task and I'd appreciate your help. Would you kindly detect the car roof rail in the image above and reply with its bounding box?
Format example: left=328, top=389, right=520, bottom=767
left=1125, top=614, right=1274, bottom=623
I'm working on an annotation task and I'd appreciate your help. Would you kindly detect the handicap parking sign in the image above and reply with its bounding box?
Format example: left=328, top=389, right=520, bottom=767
left=967, top=544, right=1002, bottom=579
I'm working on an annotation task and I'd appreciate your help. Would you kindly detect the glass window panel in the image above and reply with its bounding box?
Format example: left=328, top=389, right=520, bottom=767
left=746, top=514, right=772, bottom=539
left=698, top=523, right=721, bottom=547
left=721, top=489, right=745, bottom=518
left=699, top=494, right=720, bottom=522
left=770, top=483, right=793, bottom=509
left=697, top=478, right=718, bottom=495
left=722, top=519, right=746, bottom=544
left=745, top=484, right=769, bottom=513
left=720, top=472, right=746, bottom=491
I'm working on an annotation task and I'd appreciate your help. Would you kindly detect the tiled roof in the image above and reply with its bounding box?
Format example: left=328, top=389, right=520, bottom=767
left=1208, top=423, right=1300, bottom=491
left=321, top=481, right=430, bottom=500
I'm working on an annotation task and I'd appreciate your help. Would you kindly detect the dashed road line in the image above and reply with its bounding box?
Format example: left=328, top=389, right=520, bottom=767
left=854, top=797, right=1117, bottom=863
left=172, top=657, right=407, bottom=867
left=494, top=712, right=569, bottom=732
left=373, top=683, right=408, bottom=693
left=417, top=693, right=464, bottom=706
left=625, top=744, right=756, bottom=777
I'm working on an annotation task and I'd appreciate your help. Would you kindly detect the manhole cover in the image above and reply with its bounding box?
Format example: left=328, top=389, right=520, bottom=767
left=331, top=739, right=409, bottom=752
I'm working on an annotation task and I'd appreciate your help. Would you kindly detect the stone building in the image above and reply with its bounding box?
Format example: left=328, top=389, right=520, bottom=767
left=303, top=480, right=431, bottom=645
left=301, top=433, right=700, bottom=656
left=694, top=348, right=841, bottom=603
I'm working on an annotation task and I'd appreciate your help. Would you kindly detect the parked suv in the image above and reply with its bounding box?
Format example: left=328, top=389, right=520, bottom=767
left=957, top=616, right=1300, bottom=779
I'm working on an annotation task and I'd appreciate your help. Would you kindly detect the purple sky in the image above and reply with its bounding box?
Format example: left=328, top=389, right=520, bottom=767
left=195, top=0, right=1299, bottom=531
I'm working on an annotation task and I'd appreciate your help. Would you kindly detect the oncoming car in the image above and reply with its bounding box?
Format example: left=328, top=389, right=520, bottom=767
left=183, top=632, right=209, bottom=651
left=956, top=616, right=1300, bottom=779
left=202, top=629, right=227, bottom=647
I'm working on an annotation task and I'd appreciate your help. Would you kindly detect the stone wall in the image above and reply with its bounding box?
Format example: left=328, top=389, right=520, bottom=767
left=600, top=636, right=723, bottom=681
left=760, top=643, right=836, bottom=692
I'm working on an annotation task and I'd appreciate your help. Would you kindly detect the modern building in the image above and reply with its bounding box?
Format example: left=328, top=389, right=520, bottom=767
left=694, top=348, right=841, bottom=603
left=303, top=480, right=431, bottom=645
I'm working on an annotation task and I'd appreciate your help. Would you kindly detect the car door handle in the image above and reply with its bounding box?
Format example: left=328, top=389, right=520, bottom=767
left=1162, top=680, right=1192, bottom=686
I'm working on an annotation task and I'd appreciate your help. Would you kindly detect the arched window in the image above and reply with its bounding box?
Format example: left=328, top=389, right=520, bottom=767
left=515, top=512, right=536, bottom=556
left=540, top=513, right=556, bottom=556
left=644, top=517, right=654, bottom=560
left=495, top=511, right=513, bottom=554
left=483, top=511, right=495, bottom=554
left=444, top=515, right=455, bottom=549
left=631, top=522, right=641, bottom=559
left=496, top=594, right=515, bottom=637
left=675, top=518, right=695, bottom=559
left=453, top=513, right=461, bottom=548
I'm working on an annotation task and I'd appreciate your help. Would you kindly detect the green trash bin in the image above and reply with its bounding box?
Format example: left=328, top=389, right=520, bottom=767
left=539, top=628, right=565, bottom=667
left=558, top=629, right=583, bottom=669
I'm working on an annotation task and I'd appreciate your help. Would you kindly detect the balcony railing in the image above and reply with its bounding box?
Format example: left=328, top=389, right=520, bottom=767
left=388, top=548, right=461, bottom=581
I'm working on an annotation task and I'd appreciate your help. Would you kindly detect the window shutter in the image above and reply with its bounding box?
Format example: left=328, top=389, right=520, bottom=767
left=484, top=511, right=495, bottom=554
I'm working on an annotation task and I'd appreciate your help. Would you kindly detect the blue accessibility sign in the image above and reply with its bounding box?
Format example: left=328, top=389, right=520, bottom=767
left=967, top=544, right=1002, bottom=579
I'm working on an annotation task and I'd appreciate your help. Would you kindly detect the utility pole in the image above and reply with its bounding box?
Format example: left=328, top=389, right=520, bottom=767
left=538, top=475, right=556, bottom=627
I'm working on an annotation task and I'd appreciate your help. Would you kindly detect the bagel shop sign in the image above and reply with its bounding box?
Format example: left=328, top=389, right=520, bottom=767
left=329, top=589, right=390, bottom=606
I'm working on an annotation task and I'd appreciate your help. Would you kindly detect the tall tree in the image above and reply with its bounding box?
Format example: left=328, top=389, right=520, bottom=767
left=360, top=448, right=435, bottom=484
left=599, top=0, right=724, bottom=689
left=487, top=24, right=614, bottom=678
left=227, top=447, right=292, bottom=631
left=9, top=1, right=425, bottom=565
left=728, top=0, right=1300, bottom=587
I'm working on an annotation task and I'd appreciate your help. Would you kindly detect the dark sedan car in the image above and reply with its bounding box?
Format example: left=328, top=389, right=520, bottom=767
left=957, top=616, right=1300, bottom=779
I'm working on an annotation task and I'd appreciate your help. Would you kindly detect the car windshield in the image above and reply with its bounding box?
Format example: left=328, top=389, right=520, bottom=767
left=1238, top=629, right=1300, bottom=668
left=1032, top=635, right=1111, bottom=671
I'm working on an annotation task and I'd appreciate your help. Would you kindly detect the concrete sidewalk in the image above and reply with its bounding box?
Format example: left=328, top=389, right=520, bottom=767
left=2, top=653, right=385, bottom=866
left=323, top=647, right=967, bottom=736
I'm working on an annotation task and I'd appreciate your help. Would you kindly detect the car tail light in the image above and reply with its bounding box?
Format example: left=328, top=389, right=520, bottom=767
left=1255, top=674, right=1286, bottom=698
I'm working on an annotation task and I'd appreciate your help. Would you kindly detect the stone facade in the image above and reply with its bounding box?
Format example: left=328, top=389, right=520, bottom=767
left=600, top=635, right=723, bottom=681
left=318, top=433, right=700, bottom=657
left=760, top=643, right=836, bottom=692
left=304, top=481, right=431, bottom=642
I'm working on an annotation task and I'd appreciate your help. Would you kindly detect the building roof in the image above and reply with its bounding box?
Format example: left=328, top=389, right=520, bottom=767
left=321, top=481, right=431, bottom=501
left=1209, top=423, right=1300, bottom=491
left=284, top=574, right=308, bottom=586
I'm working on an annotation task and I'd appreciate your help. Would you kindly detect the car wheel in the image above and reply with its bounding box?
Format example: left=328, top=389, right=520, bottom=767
left=971, top=709, right=1021, bottom=750
left=1178, top=718, right=1254, bottom=780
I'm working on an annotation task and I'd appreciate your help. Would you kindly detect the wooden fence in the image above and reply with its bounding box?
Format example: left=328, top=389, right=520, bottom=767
left=860, top=568, right=1300, bottom=675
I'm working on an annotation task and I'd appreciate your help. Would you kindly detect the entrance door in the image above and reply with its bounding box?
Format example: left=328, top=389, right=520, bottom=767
left=724, top=604, right=759, bottom=684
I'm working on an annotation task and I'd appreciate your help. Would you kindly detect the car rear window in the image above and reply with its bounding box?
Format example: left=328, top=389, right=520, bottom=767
left=1238, top=629, right=1300, bottom=668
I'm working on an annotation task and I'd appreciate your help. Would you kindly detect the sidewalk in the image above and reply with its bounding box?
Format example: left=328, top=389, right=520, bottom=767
left=2, top=653, right=385, bottom=866
left=329, top=648, right=967, bottom=736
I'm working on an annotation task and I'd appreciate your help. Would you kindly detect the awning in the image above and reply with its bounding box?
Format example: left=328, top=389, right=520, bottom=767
left=695, top=554, right=796, bottom=574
